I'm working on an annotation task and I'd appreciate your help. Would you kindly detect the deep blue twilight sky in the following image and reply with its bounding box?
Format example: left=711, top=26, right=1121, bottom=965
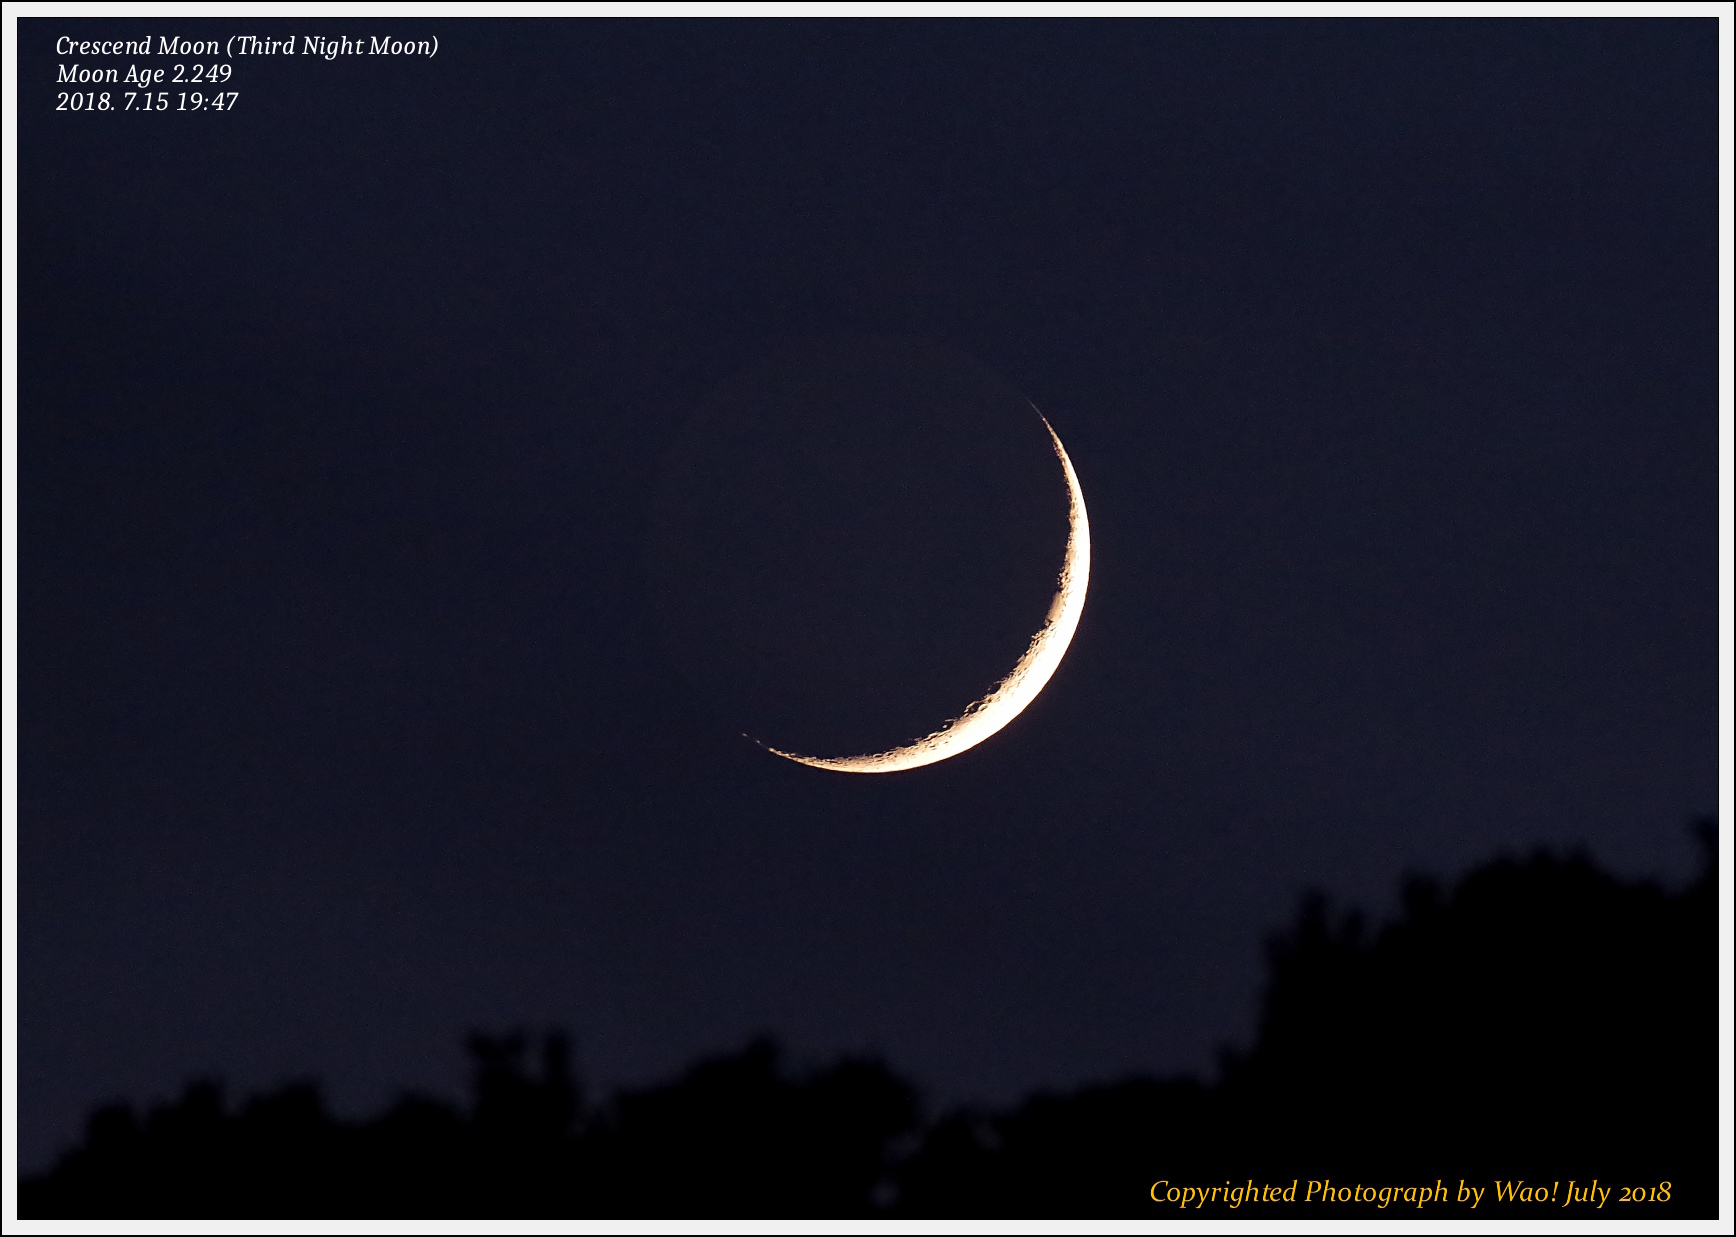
left=19, top=18, right=1717, bottom=1170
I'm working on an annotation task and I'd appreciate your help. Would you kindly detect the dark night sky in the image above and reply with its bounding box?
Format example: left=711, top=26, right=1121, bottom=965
left=19, top=19, right=1717, bottom=1171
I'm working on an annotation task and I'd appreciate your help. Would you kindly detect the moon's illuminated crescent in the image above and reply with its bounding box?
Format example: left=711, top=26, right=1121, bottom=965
left=761, top=413, right=1089, bottom=773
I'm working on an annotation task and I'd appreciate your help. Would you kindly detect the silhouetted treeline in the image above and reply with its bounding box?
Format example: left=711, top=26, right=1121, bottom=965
left=24, top=824, right=1717, bottom=1218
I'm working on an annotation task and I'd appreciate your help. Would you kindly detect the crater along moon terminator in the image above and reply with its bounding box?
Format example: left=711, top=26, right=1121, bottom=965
left=764, top=412, right=1089, bottom=774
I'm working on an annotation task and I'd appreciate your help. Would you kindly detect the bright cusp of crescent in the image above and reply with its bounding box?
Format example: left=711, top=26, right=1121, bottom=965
left=763, top=414, right=1090, bottom=773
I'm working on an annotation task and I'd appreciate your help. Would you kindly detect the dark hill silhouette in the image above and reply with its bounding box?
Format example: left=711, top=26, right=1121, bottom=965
left=23, top=823, right=1716, bottom=1218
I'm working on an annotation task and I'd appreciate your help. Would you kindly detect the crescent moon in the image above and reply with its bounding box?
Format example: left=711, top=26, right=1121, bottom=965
left=761, top=413, right=1090, bottom=773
